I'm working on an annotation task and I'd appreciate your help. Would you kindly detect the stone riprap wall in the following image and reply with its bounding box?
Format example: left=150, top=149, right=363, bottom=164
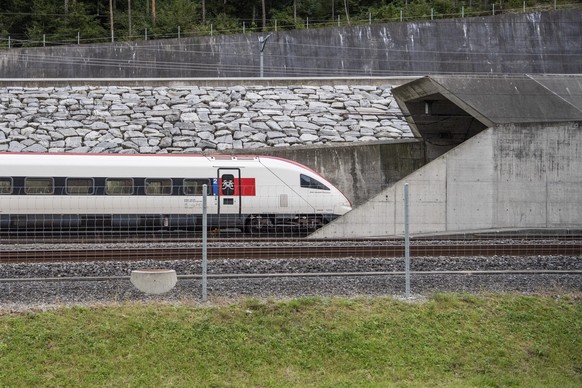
left=0, top=84, right=412, bottom=153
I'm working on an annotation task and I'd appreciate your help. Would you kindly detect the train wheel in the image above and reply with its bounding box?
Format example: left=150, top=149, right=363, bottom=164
left=246, top=216, right=273, bottom=235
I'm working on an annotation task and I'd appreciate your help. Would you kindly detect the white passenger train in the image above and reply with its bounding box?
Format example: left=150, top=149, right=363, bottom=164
left=0, top=153, right=352, bottom=234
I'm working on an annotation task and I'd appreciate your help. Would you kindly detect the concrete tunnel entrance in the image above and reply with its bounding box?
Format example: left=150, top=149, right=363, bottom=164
left=391, top=74, right=582, bottom=161
left=309, top=74, right=582, bottom=238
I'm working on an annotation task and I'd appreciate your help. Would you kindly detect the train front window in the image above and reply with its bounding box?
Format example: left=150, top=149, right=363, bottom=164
left=0, top=178, right=12, bottom=194
left=105, top=178, right=134, bottom=195
left=300, top=174, right=330, bottom=191
left=145, top=179, right=172, bottom=195
left=25, top=178, right=54, bottom=195
left=184, top=179, right=211, bottom=196
left=66, top=178, right=94, bottom=195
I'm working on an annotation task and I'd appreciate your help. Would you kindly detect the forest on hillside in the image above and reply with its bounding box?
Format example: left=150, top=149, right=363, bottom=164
left=0, top=0, right=577, bottom=46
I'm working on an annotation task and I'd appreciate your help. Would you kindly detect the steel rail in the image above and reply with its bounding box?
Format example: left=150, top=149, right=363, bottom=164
left=1, top=270, right=581, bottom=283
left=1, top=244, right=581, bottom=263
left=2, top=231, right=581, bottom=245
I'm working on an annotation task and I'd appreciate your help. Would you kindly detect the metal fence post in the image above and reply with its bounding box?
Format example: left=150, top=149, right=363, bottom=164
left=404, top=183, right=411, bottom=298
left=202, top=184, right=208, bottom=302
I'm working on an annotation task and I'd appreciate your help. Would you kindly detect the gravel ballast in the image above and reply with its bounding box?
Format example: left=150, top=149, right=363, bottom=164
left=1, top=256, right=581, bottom=310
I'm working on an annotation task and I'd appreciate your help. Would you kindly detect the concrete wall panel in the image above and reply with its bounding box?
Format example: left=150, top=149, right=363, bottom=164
left=548, top=182, right=582, bottom=227
left=446, top=131, right=496, bottom=230
left=314, top=122, right=582, bottom=238
left=316, top=189, right=398, bottom=238
left=1, top=10, right=579, bottom=78
left=401, top=160, right=448, bottom=234
left=495, top=182, right=548, bottom=227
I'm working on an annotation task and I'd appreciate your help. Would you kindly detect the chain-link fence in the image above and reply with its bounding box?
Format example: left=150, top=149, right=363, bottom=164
left=1, top=2, right=579, bottom=49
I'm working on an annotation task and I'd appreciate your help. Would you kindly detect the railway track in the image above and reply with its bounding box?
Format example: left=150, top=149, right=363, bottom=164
left=2, top=229, right=581, bottom=245
left=2, top=243, right=581, bottom=263
left=2, top=269, right=581, bottom=284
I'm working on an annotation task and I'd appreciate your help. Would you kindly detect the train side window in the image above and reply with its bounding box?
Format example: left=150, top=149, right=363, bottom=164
left=300, top=174, right=330, bottom=191
left=183, top=179, right=211, bottom=196
left=145, top=178, right=173, bottom=195
left=105, top=178, right=134, bottom=195
left=0, top=178, right=12, bottom=194
left=25, top=178, right=54, bottom=195
left=66, top=178, right=94, bottom=195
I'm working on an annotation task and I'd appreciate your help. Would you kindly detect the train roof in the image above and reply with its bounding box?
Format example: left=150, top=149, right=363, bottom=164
left=0, top=152, right=283, bottom=166
left=0, top=152, right=328, bottom=181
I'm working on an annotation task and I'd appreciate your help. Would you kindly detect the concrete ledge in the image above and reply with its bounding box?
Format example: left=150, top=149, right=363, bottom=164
left=130, top=269, right=178, bottom=294
left=0, top=77, right=417, bottom=87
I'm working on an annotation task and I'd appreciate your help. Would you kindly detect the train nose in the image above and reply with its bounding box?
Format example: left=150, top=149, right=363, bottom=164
left=334, top=198, right=352, bottom=216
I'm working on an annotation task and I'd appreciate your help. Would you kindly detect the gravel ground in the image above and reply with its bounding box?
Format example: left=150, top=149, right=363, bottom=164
left=1, top=256, right=581, bottom=311
left=1, top=238, right=581, bottom=251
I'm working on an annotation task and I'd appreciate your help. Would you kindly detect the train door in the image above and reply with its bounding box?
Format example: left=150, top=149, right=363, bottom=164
left=216, top=168, right=241, bottom=216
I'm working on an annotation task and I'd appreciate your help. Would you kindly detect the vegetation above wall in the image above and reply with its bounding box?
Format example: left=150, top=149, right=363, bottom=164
left=0, top=0, right=578, bottom=47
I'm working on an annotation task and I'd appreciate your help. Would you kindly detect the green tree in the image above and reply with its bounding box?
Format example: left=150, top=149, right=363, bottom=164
left=0, top=0, right=34, bottom=45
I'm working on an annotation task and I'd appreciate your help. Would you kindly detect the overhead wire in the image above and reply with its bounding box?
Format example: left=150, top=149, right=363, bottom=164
left=0, top=15, right=579, bottom=77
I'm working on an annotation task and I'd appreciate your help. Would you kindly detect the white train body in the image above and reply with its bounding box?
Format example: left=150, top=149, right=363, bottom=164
left=0, top=153, right=352, bottom=233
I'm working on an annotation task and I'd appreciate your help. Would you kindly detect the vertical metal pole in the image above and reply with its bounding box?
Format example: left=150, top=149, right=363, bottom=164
left=178, top=26, right=181, bottom=39
left=77, top=31, right=80, bottom=44
left=202, top=184, right=208, bottom=302
left=43, top=34, right=46, bottom=47
left=400, top=10, right=403, bottom=22
left=462, top=6, right=464, bottom=18
left=338, top=15, right=340, bottom=26
left=243, top=21, right=245, bottom=34
left=128, top=0, right=132, bottom=37
left=306, top=17, right=309, bottom=29
left=404, top=183, right=411, bottom=298
left=211, top=24, right=213, bottom=36
left=145, top=28, right=148, bottom=40
left=369, top=12, right=371, bottom=25
left=109, top=0, right=114, bottom=43
left=259, top=34, right=271, bottom=78
left=8, top=36, right=10, bottom=48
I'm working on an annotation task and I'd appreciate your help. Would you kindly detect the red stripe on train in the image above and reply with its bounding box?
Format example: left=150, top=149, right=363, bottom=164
left=219, top=178, right=256, bottom=196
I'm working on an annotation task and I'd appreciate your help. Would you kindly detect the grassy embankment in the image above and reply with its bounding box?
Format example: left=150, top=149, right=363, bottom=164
left=1, top=293, right=581, bottom=386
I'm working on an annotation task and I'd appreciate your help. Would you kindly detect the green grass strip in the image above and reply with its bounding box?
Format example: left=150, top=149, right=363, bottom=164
left=1, top=293, right=581, bottom=387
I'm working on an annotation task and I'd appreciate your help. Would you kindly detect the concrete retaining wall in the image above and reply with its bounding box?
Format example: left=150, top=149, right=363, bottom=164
left=312, top=122, right=582, bottom=237
left=1, top=10, right=579, bottom=78
left=245, top=140, right=425, bottom=207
